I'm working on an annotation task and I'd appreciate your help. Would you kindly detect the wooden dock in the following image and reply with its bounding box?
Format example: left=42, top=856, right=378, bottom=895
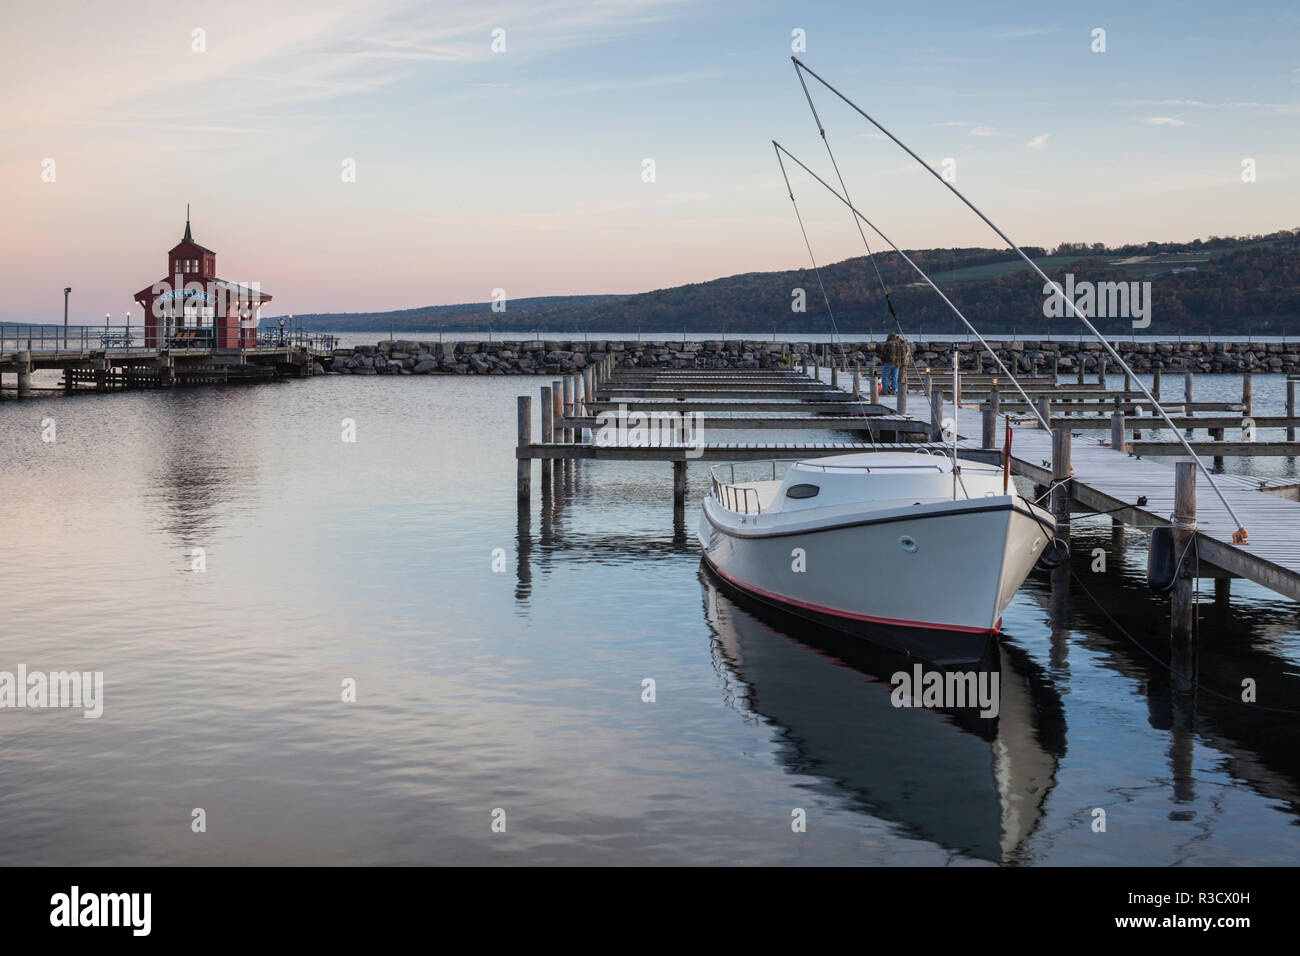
left=897, top=374, right=1300, bottom=600
left=0, top=328, right=335, bottom=397
left=514, top=356, right=1300, bottom=605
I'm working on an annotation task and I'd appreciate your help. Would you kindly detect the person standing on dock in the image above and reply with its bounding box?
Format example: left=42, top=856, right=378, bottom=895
left=881, top=333, right=901, bottom=395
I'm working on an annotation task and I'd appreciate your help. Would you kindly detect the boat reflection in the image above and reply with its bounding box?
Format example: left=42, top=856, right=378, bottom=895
left=701, top=564, right=1066, bottom=863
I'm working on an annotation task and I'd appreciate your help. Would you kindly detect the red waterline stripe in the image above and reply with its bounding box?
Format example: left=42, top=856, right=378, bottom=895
left=706, top=559, right=999, bottom=635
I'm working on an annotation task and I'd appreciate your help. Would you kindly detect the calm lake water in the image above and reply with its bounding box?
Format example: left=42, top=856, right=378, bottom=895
left=1, top=372, right=1298, bottom=865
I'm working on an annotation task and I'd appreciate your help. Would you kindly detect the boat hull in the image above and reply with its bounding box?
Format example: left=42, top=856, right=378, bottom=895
left=698, top=495, right=1051, bottom=660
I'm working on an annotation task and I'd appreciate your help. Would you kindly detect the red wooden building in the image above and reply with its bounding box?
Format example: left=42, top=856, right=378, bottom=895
left=134, top=211, right=272, bottom=348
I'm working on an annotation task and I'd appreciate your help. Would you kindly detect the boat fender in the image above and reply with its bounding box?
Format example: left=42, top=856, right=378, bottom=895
left=1146, top=525, right=1177, bottom=592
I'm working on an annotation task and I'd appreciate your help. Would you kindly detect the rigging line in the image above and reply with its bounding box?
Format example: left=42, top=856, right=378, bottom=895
left=773, top=143, right=842, bottom=354
left=772, top=141, right=1051, bottom=431
left=789, top=56, right=1248, bottom=544
left=774, top=143, right=876, bottom=450
left=792, top=61, right=900, bottom=335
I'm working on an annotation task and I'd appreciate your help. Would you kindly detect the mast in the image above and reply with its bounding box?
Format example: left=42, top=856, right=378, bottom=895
left=789, top=57, right=1249, bottom=543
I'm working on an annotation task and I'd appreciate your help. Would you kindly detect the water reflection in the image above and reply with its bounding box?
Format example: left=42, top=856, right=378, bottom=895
left=142, top=391, right=260, bottom=549
left=700, top=566, right=1066, bottom=863
left=1024, top=519, right=1300, bottom=824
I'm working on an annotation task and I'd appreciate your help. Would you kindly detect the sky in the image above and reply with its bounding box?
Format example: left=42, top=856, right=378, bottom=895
left=2, top=0, right=1297, bottom=323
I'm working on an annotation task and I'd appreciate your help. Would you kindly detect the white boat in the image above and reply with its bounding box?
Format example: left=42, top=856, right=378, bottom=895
left=697, top=451, right=1056, bottom=659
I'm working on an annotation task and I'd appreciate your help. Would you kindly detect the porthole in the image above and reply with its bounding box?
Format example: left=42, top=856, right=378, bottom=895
left=786, top=483, right=820, bottom=499
left=899, top=535, right=918, bottom=553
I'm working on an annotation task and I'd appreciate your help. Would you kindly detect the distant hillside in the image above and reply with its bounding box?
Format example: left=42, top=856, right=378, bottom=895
left=276, top=230, right=1300, bottom=336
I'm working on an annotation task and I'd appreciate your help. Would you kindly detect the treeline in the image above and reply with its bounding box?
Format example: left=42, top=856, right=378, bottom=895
left=285, top=230, right=1299, bottom=335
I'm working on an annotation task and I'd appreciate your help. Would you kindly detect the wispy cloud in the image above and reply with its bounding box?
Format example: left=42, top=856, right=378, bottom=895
left=1027, top=133, right=1050, bottom=149
left=982, top=27, right=1060, bottom=39
left=969, top=125, right=995, bottom=137
left=1145, top=116, right=1187, bottom=126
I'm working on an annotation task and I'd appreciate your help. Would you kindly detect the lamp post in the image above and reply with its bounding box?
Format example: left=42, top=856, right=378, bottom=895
left=63, top=287, right=71, bottom=348
left=277, top=314, right=287, bottom=347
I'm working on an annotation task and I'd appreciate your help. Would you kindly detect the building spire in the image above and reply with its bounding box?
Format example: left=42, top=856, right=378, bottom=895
left=184, top=203, right=192, bottom=242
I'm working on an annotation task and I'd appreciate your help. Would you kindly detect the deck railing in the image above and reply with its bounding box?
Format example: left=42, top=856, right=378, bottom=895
left=1, top=324, right=337, bottom=354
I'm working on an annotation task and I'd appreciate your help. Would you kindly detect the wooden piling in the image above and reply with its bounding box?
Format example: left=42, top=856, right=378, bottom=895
left=929, top=389, right=943, bottom=441
left=1098, top=358, right=1107, bottom=385
left=1287, top=380, right=1296, bottom=441
left=868, top=366, right=879, bottom=404
left=673, top=460, right=687, bottom=516
left=1077, top=360, right=1085, bottom=385
left=583, top=366, right=594, bottom=413
left=1152, top=367, right=1161, bottom=400
left=1052, top=355, right=1059, bottom=380
left=830, top=358, right=838, bottom=389
left=1051, top=427, right=1072, bottom=523
left=897, top=375, right=908, bottom=414
left=1110, top=410, right=1126, bottom=453
left=16, top=352, right=32, bottom=398
left=1171, top=461, right=1197, bottom=641
left=982, top=408, right=996, bottom=449
left=517, top=395, right=532, bottom=502
left=540, top=385, right=554, bottom=484
left=1037, top=395, right=1051, bottom=430
left=1242, top=371, right=1253, bottom=418
left=563, top=376, right=574, bottom=442
left=989, top=385, right=1000, bottom=418
left=852, top=363, right=860, bottom=399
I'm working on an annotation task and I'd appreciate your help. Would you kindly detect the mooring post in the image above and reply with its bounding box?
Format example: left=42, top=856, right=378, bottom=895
left=982, top=407, right=996, bottom=449
left=1242, top=371, right=1253, bottom=418
left=897, top=374, right=908, bottom=414
left=1037, top=395, right=1051, bottom=430
left=1051, top=427, right=1072, bottom=524
left=1098, top=357, right=1107, bottom=386
left=989, top=384, right=1000, bottom=418
left=1124, top=369, right=1133, bottom=394
left=929, top=389, right=943, bottom=442
left=813, top=355, right=820, bottom=381
left=852, top=362, right=860, bottom=399
left=583, top=367, right=594, bottom=416
left=1110, top=409, right=1126, bottom=453
left=1052, top=355, right=1059, bottom=381
left=1287, top=380, right=1296, bottom=441
left=868, top=364, right=879, bottom=404
left=975, top=351, right=984, bottom=374
left=517, top=395, right=532, bottom=503
left=1171, top=461, right=1197, bottom=641
left=16, top=351, right=31, bottom=399
left=673, top=459, right=687, bottom=517
left=540, top=385, right=554, bottom=485
left=1077, top=360, right=1085, bottom=385
left=562, top=376, right=574, bottom=443
left=1152, top=367, right=1162, bottom=401
left=1184, top=370, right=1194, bottom=405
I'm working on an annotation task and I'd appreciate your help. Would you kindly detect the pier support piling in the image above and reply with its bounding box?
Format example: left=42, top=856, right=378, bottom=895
left=1051, top=427, right=1072, bottom=524
left=982, top=407, right=996, bottom=450
left=1037, top=395, right=1051, bottom=430
left=540, top=386, right=553, bottom=485
left=673, top=460, right=687, bottom=518
left=1171, top=461, right=1197, bottom=642
left=1111, top=410, right=1127, bottom=453
left=1242, top=371, right=1253, bottom=418
left=517, top=395, right=532, bottom=504
left=1288, top=380, right=1296, bottom=442
left=929, top=389, right=943, bottom=442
